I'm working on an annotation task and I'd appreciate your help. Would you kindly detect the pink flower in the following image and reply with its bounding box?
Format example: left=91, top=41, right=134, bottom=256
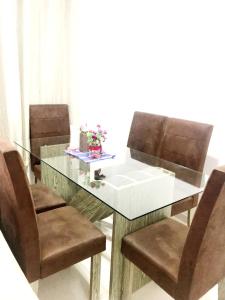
left=82, top=124, right=107, bottom=147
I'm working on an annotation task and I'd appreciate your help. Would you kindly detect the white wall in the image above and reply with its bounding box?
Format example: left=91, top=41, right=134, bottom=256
left=72, top=0, right=225, bottom=172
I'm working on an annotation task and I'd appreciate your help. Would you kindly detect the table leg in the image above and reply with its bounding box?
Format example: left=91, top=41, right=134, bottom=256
left=109, top=208, right=170, bottom=300
left=219, top=278, right=225, bottom=300
left=41, top=160, right=113, bottom=222
left=121, top=257, right=134, bottom=300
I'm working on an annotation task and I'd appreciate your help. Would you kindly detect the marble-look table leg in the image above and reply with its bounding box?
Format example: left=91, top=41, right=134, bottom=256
left=219, top=278, right=225, bottom=300
left=109, top=208, right=170, bottom=300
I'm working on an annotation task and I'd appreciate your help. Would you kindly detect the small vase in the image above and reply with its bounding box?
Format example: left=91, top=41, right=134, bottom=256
left=88, top=145, right=102, bottom=159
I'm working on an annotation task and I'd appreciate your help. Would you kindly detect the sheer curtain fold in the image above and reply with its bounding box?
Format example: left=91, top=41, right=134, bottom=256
left=0, top=0, right=23, bottom=143
left=0, top=0, right=78, bottom=147
left=23, top=0, right=69, bottom=105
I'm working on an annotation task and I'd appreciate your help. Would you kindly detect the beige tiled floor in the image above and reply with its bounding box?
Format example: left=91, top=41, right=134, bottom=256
left=34, top=258, right=218, bottom=300
left=34, top=216, right=218, bottom=300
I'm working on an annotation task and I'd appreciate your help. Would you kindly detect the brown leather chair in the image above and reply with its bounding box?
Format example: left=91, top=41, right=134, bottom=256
left=127, top=112, right=213, bottom=225
left=0, top=139, right=66, bottom=213
left=122, top=165, right=225, bottom=300
left=0, top=140, right=106, bottom=298
left=127, top=111, right=167, bottom=155
left=158, top=117, right=213, bottom=224
left=31, top=183, right=66, bottom=213
left=30, top=104, right=70, bottom=182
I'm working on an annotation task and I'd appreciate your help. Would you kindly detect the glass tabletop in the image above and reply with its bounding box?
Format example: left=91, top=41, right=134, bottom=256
left=15, top=142, right=205, bottom=220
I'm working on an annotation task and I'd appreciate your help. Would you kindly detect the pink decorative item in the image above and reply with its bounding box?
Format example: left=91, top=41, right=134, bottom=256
left=80, top=124, right=107, bottom=159
left=88, top=145, right=102, bottom=159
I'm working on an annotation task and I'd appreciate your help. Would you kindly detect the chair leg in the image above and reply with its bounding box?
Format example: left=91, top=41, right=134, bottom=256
left=121, top=257, right=134, bottom=300
left=90, top=254, right=101, bottom=300
left=187, top=209, right=191, bottom=226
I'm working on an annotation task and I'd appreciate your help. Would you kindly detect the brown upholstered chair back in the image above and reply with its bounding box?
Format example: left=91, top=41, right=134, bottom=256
left=127, top=111, right=167, bottom=156
left=176, top=166, right=225, bottom=300
left=0, top=139, right=40, bottom=282
left=128, top=112, right=213, bottom=172
left=158, top=118, right=213, bottom=171
left=30, top=104, right=70, bottom=169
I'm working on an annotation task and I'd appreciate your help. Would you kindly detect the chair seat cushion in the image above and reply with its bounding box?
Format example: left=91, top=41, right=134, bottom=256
left=38, top=206, right=106, bottom=278
left=122, top=218, right=188, bottom=296
left=33, top=164, right=41, bottom=181
left=31, top=184, right=66, bottom=213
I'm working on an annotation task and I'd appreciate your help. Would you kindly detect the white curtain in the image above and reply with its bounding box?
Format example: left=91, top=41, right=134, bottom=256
left=0, top=0, right=23, bottom=142
left=0, top=0, right=80, bottom=146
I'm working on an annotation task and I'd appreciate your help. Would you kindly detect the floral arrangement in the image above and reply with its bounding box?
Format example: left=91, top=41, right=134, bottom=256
left=80, top=124, right=107, bottom=146
left=80, top=124, right=107, bottom=158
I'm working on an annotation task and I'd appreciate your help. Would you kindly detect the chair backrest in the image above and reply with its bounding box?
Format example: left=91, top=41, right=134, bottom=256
left=127, top=111, right=167, bottom=156
left=30, top=104, right=70, bottom=168
left=158, top=118, right=213, bottom=171
left=176, top=166, right=225, bottom=300
left=0, top=139, right=40, bottom=282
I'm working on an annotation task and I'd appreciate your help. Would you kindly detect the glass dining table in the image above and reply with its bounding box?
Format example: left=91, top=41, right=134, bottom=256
left=15, top=142, right=205, bottom=300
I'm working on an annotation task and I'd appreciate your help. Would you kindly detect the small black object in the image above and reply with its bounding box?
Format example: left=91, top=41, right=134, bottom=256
left=94, top=169, right=106, bottom=180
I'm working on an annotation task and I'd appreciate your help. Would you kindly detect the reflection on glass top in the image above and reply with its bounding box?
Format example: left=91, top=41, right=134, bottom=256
left=15, top=142, right=205, bottom=220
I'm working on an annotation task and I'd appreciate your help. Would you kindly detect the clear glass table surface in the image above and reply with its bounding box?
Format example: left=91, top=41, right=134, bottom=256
left=15, top=142, right=205, bottom=220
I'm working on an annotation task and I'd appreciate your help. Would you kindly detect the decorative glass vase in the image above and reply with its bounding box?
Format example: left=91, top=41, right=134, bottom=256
left=88, top=144, right=102, bottom=159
